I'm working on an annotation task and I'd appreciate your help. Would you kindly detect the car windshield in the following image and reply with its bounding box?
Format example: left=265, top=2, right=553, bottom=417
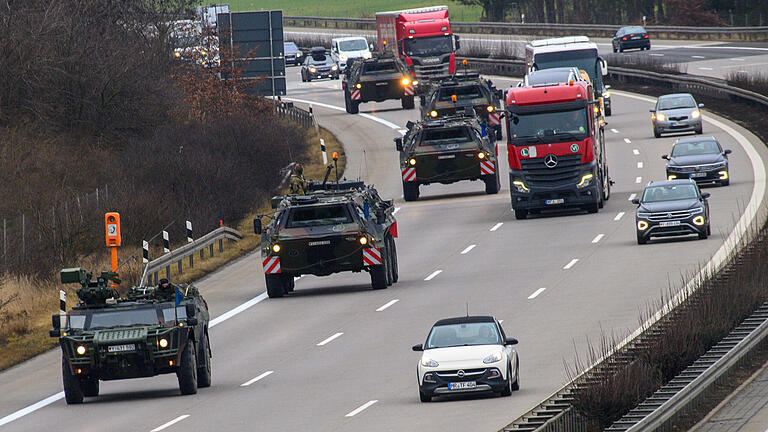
left=658, top=96, right=696, bottom=110
left=362, top=61, right=397, bottom=74
left=642, top=184, right=698, bottom=202
left=161, top=307, right=188, bottom=323
left=672, top=140, right=721, bottom=157
left=509, top=108, right=589, bottom=144
left=339, top=39, right=367, bottom=51
left=87, top=308, right=160, bottom=329
left=534, top=49, right=601, bottom=87
left=284, top=42, right=299, bottom=52
left=420, top=127, right=473, bottom=145
left=426, top=322, right=501, bottom=349
left=527, top=69, right=573, bottom=85
left=286, top=205, right=352, bottom=228
left=404, top=35, right=452, bottom=56
left=438, top=85, right=484, bottom=101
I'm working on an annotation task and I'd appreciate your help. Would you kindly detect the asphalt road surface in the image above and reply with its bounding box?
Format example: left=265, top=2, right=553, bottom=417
left=0, top=68, right=766, bottom=432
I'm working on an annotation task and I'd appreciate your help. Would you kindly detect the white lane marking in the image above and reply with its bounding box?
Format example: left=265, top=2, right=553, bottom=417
left=592, top=234, right=604, bottom=243
left=734, top=58, right=745, bottom=61
left=699, top=67, right=714, bottom=71
left=624, top=138, right=632, bottom=144
left=610, top=128, right=619, bottom=134
left=0, top=392, right=64, bottom=427
left=636, top=176, right=642, bottom=183
left=629, top=193, right=637, bottom=201
left=398, top=128, right=408, bottom=134
left=241, top=370, right=274, bottom=387
left=637, top=162, right=644, bottom=168
left=563, top=259, right=579, bottom=270
left=528, top=288, right=546, bottom=299
left=461, top=244, right=476, bottom=254
left=346, top=400, right=378, bottom=417
left=614, top=212, right=626, bottom=221
left=317, top=332, right=344, bottom=346
left=490, top=222, right=503, bottom=231
left=692, top=55, right=706, bottom=59
left=281, top=97, right=401, bottom=131
left=151, top=415, right=190, bottom=432
left=424, top=270, right=442, bottom=281
left=376, top=299, right=399, bottom=312
left=633, top=149, right=640, bottom=155
left=393, top=206, right=401, bottom=215
left=209, top=292, right=269, bottom=328
left=650, top=53, right=664, bottom=57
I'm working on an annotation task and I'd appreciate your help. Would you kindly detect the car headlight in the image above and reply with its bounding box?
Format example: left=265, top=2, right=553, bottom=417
left=409, top=158, right=416, bottom=166
left=719, top=170, right=729, bottom=180
left=401, top=77, right=411, bottom=86
left=577, top=173, right=593, bottom=188
left=363, top=51, right=372, bottom=59
left=272, top=244, right=281, bottom=253
left=513, top=180, right=530, bottom=193
left=693, top=215, right=705, bottom=226
left=159, top=338, right=169, bottom=348
left=331, top=65, right=338, bottom=71
left=637, top=220, right=649, bottom=231
left=691, top=110, right=701, bottom=119
left=76, top=345, right=87, bottom=355
left=483, top=351, right=503, bottom=364
left=668, top=175, right=677, bottom=180
left=421, top=358, right=439, bottom=367
left=174, top=51, right=181, bottom=58
left=309, top=67, right=317, bottom=73
left=656, top=113, right=666, bottom=122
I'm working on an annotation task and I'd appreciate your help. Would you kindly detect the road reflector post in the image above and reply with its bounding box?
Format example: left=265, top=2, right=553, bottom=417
left=59, top=290, right=66, bottom=329
left=163, top=230, right=170, bottom=280
left=320, top=138, right=327, bottom=165
left=187, top=221, right=194, bottom=268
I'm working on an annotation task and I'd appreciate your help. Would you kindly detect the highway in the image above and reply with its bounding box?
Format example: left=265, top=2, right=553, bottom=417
left=0, top=67, right=766, bottom=431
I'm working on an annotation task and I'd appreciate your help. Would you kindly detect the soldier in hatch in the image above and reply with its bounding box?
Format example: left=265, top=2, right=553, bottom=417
left=289, top=163, right=308, bottom=195
left=154, top=278, right=176, bottom=301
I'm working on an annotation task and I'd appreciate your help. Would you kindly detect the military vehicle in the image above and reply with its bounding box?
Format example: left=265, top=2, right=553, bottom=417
left=395, top=110, right=501, bottom=201
left=420, top=73, right=505, bottom=141
left=50, top=268, right=211, bottom=404
left=256, top=180, right=399, bottom=298
left=342, top=53, right=416, bottom=114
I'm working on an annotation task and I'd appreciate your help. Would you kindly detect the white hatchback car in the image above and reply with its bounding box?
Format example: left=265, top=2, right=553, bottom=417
left=412, top=316, right=519, bottom=402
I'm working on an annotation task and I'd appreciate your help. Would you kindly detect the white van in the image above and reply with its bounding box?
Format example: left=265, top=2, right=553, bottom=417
left=331, top=36, right=372, bottom=69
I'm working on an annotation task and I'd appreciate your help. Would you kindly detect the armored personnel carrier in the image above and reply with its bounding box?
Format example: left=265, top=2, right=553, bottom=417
left=342, top=53, right=416, bottom=114
left=50, top=269, right=211, bottom=404
left=256, top=181, right=399, bottom=297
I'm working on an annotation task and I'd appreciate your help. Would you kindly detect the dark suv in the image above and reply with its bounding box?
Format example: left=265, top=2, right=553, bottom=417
left=633, top=180, right=711, bottom=244
left=663, top=136, right=731, bottom=186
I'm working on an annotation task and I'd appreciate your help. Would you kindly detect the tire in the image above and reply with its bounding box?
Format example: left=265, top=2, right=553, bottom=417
left=586, top=201, right=599, bottom=214
left=345, top=92, right=359, bottom=114
left=265, top=274, right=284, bottom=298
left=285, top=275, right=295, bottom=293
left=307, top=75, right=312, bottom=82
left=388, top=236, right=399, bottom=284
left=62, top=356, right=84, bottom=404
left=495, top=127, right=503, bottom=141
left=401, top=95, right=415, bottom=109
left=177, top=339, right=198, bottom=395
left=637, top=232, right=647, bottom=245
left=197, top=332, right=212, bottom=388
left=612, top=46, right=617, bottom=53
left=707, top=224, right=712, bottom=236
left=619, top=46, right=624, bottom=53
left=514, top=209, right=528, bottom=220
left=402, top=181, right=419, bottom=201
left=370, top=255, right=388, bottom=290
left=605, top=106, right=612, bottom=116
left=695, top=125, right=703, bottom=135
left=654, top=128, right=661, bottom=138
left=484, top=172, right=500, bottom=195
left=598, top=175, right=605, bottom=209
left=81, top=376, right=99, bottom=397
left=301, top=72, right=306, bottom=82
left=385, top=244, right=393, bottom=287
left=419, top=391, right=432, bottom=402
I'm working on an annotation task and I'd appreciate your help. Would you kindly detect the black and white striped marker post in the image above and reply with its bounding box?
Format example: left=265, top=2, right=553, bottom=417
left=59, top=290, right=66, bottom=328
left=142, top=240, right=149, bottom=264
left=320, top=138, right=328, bottom=165
left=163, top=230, right=170, bottom=280
left=186, top=221, right=194, bottom=268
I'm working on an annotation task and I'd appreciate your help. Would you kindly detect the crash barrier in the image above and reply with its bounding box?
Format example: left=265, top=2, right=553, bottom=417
left=275, top=101, right=315, bottom=129
left=139, top=226, right=243, bottom=287
left=284, top=16, right=768, bottom=42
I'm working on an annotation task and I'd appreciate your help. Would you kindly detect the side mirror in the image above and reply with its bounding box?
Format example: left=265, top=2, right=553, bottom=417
left=631, top=198, right=640, bottom=205
left=505, top=337, right=518, bottom=346
left=698, top=103, right=705, bottom=108
left=661, top=154, right=669, bottom=160
left=598, top=57, right=608, bottom=76
left=412, top=343, right=423, bottom=352
left=395, top=137, right=403, bottom=152
left=649, top=109, right=656, bottom=113
left=253, top=218, right=262, bottom=235
left=724, top=149, right=732, bottom=155
left=702, top=192, right=711, bottom=199
left=50, top=314, right=61, bottom=337
left=185, top=303, right=196, bottom=318
left=454, top=34, right=460, bottom=50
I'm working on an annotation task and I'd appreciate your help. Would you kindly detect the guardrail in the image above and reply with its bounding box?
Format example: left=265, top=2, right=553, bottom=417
left=284, top=16, right=768, bottom=41
left=275, top=100, right=314, bottom=129
left=139, top=226, right=243, bottom=287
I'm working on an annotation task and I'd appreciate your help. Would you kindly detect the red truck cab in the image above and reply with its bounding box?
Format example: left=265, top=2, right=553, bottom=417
left=505, top=81, right=610, bottom=219
left=376, top=6, right=458, bottom=81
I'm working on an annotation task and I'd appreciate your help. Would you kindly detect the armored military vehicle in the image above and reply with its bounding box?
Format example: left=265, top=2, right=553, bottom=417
left=50, top=268, right=211, bottom=404
left=420, top=73, right=505, bottom=141
left=395, top=111, right=501, bottom=201
left=256, top=181, right=399, bottom=298
left=342, top=53, right=416, bottom=114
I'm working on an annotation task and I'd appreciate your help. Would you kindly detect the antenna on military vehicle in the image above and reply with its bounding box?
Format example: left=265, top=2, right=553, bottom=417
left=322, top=164, right=333, bottom=187
left=332, top=152, right=340, bottom=190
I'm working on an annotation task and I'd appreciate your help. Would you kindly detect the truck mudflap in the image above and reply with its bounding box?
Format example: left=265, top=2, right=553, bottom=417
left=402, top=167, right=417, bottom=182
left=362, top=247, right=382, bottom=266
left=262, top=256, right=281, bottom=274
left=350, top=89, right=361, bottom=100
left=480, top=159, right=496, bottom=175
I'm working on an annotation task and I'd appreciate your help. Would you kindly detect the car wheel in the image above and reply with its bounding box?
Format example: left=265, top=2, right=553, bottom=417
left=605, top=106, right=612, bottom=116
left=612, top=46, right=617, bottom=53
left=637, top=231, right=648, bottom=245
left=177, top=340, right=198, bottom=395
left=419, top=391, right=432, bottom=402
left=62, top=356, right=84, bottom=404
left=654, top=127, right=661, bottom=139
left=515, top=209, right=528, bottom=220
left=619, top=46, right=624, bottom=53
left=403, top=181, right=419, bottom=201
left=707, top=224, right=712, bottom=236
left=265, top=274, right=284, bottom=298
left=695, top=125, right=703, bottom=134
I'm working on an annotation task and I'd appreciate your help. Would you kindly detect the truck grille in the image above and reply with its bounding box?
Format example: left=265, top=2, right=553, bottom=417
left=414, top=63, right=450, bottom=80
left=520, top=154, right=583, bottom=186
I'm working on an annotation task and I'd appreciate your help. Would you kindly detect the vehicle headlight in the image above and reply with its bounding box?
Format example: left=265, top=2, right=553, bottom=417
left=603, top=91, right=611, bottom=98
left=421, top=358, right=439, bottom=367
left=363, top=51, right=372, bottom=59
left=483, top=351, right=503, bottom=364
left=159, top=338, right=169, bottom=348
left=358, top=236, right=368, bottom=245
left=693, top=215, right=705, bottom=226
left=272, top=244, right=281, bottom=253
left=637, top=220, right=649, bottom=231
left=429, top=110, right=438, bottom=118
left=355, top=83, right=362, bottom=89
left=309, top=67, right=317, bottom=73
left=331, top=65, right=338, bottom=71
left=174, top=51, right=181, bottom=58
left=477, top=152, right=486, bottom=159
left=513, top=180, right=530, bottom=193
left=486, top=105, right=494, bottom=113
left=401, top=77, right=411, bottom=86
left=577, top=173, right=594, bottom=188
left=668, top=175, right=677, bottom=180
left=719, top=170, right=729, bottom=180
left=691, top=110, right=701, bottom=119
left=409, top=158, right=417, bottom=166
left=76, top=345, right=87, bottom=355
left=656, top=113, right=666, bottom=122
left=200, top=50, right=207, bottom=56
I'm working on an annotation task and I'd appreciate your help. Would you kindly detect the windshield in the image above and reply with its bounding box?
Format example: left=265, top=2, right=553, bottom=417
left=162, top=307, right=187, bottom=323
left=672, top=140, right=721, bottom=157
left=286, top=205, right=352, bottom=228
left=510, top=108, right=589, bottom=144
left=438, top=85, right=485, bottom=101
left=362, top=61, right=397, bottom=74
left=527, top=69, right=573, bottom=85
left=420, top=127, right=473, bottom=146
left=88, top=308, right=160, bottom=329
left=658, top=96, right=696, bottom=110
left=426, top=322, right=501, bottom=349
left=284, top=42, right=299, bottom=52
left=339, top=39, right=368, bottom=51
left=642, top=184, right=698, bottom=202
left=534, top=49, right=602, bottom=89
left=404, top=35, right=452, bottom=56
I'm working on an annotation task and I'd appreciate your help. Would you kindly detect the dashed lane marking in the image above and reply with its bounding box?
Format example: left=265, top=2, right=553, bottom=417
left=241, top=371, right=274, bottom=387
left=346, top=400, right=378, bottom=417
left=490, top=222, right=503, bottom=231
left=424, top=270, right=442, bottom=281
left=376, top=299, right=399, bottom=312
left=633, top=149, right=640, bottom=155
left=461, top=244, right=476, bottom=254
left=629, top=193, right=637, bottom=201
left=563, top=259, right=579, bottom=270
left=592, top=234, right=604, bottom=243
left=624, top=138, right=632, bottom=144
left=317, top=332, right=344, bottom=346
left=151, top=415, right=190, bottom=432
left=615, top=212, right=626, bottom=221
left=528, top=288, right=546, bottom=299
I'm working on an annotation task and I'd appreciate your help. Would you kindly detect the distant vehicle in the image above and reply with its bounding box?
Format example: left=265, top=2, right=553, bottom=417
left=284, top=42, right=303, bottom=66
left=633, top=179, right=711, bottom=245
left=521, top=67, right=584, bottom=87
left=171, top=34, right=220, bottom=68
left=612, top=26, right=651, bottom=52
left=301, top=47, right=339, bottom=82
left=412, top=316, right=519, bottom=402
left=663, top=137, right=731, bottom=186
left=651, top=93, right=704, bottom=138
left=195, top=4, right=230, bottom=32
left=342, top=54, right=415, bottom=114
left=331, top=36, right=372, bottom=69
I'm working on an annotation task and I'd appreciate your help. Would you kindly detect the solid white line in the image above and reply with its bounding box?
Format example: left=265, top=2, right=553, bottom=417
left=528, top=288, right=546, bottom=299
left=636, top=176, right=642, bottom=183
left=734, top=58, right=745, bottom=61
left=591, top=234, right=604, bottom=243
left=637, top=161, right=644, bottom=168
left=633, top=149, right=640, bottom=155
left=628, top=193, right=637, bottom=201
left=490, top=222, right=503, bottom=231
left=699, top=67, right=714, bottom=71
left=624, top=138, right=632, bottom=144
left=614, top=212, right=626, bottom=221
left=282, top=97, right=401, bottom=131
left=241, top=371, right=274, bottom=387
left=151, top=415, right=190, bottom=432
left=649, top=53, right=664, bottom=57
left=317, top=332, right=344, bottom=346
left=209, top=292, right=268, bottom=328
left=424, top=270, right=442, bottom=281
left=460, top=244, right=476, bottom=254
left=0, top=392, right=64, bottom=427
left=692, top=55, right=706, bottom=59
left=345, top=400, right=378, bottom=417
left=376, top=299, right=399, bottom=312
left=610, top=128, right=619, bottom=134
left=563, top=259, right=579, bottom=270
left=393, top=206, right=401, bottom=215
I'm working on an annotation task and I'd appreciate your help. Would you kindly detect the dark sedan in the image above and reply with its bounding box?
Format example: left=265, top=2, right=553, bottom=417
left=664, top=137, right=731, bottom=186
left=300, top=48, right=339, bottom=82
left=284, top=42, right=303, bottom=66
left=613, top=26, right=651, bottom=52
left=633, top=180, right=711, bottom=245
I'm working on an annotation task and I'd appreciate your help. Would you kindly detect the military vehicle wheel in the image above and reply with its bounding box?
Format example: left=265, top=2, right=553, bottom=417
left=515, top=209, right=528, bottom=220
left=284, top=275, right=295, bottom=293
left=178, top=340, right=198, bottom=395
left=81, top=376, right=99, bottom=397
left=401, top=95, right=415, bottom=110
left=484, top=172, right=500, bottom=195
left=402, top=181, right=419, bottom=201
left=345, top=92, right=359, bottom=114
left=370, top=250, right=388, bottom=290
left=385, top=245, right=393, bottom=286
left=265, top=274, right=285, bottom=298
left=62, top=356, right=84, bottom=404
left=388, top=236, right=399, bottom=283
left=197, top=332, right=212, bottom=388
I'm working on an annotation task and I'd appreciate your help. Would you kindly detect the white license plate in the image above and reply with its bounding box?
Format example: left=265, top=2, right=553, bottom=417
left=376, top=82, right=388, bottom=86
left=107, top=344, right=135, bottom=353
left=437, top=155, right=455, bottom=159
left=659, top=221, right=681, bottom=227
left=632, top=36, right=641, bottom=39
left=690, top=172, right=707, bottom=178
left=545, top=198, right=565, bottom=205
left=448, top=381, right=477, bottom=390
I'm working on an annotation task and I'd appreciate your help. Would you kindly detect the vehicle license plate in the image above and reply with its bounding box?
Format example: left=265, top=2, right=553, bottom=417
left=632, top=36, right=641, bottom=40
left=448, top=381, right=477, bottom=390
left=659, top=221, right=681, bottom=227
left=376, top=82, right=388, bottom=86
left=545, top=198, right=565, bottom=205
left=690, top=172, right=707, bottom=178
left=437, top=155, right=455, bottom=159
left=108, top=344, right=135, bottom=353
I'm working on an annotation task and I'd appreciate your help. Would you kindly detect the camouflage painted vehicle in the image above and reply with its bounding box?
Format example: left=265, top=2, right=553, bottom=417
left=342, top=53, right=416, bottom=114
left=256, top=181, right=398, bottom=298
left=395, top=111, right=501, bottom=201
left=420, top=73, right=505, bottom=141
left=50, top=269, right=211, bottom=404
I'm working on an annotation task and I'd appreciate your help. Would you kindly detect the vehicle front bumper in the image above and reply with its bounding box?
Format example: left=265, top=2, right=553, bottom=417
left=418, top=367, right=507, bottom=397
left=654, top=118, right=702, bottom=134
left=667, top=166, right=728, bottom=183
left=509, top=173, right=599, bottom=211
left=307, top=70, right=339, bottom=80
left=405, top=153, right=494, bottom=185
left=636, top=216, right=707, bottom=240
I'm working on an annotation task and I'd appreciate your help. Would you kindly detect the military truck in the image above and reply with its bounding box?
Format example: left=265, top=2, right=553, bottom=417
left=50, top=269, right=211, bottom=404
left=420, top=73, right=505, bottom=141
left=342, top=53, right=416, bottom=114
left=395, top=110, right=501, bottom=201
left=256, top=181, right=399, bottom=297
